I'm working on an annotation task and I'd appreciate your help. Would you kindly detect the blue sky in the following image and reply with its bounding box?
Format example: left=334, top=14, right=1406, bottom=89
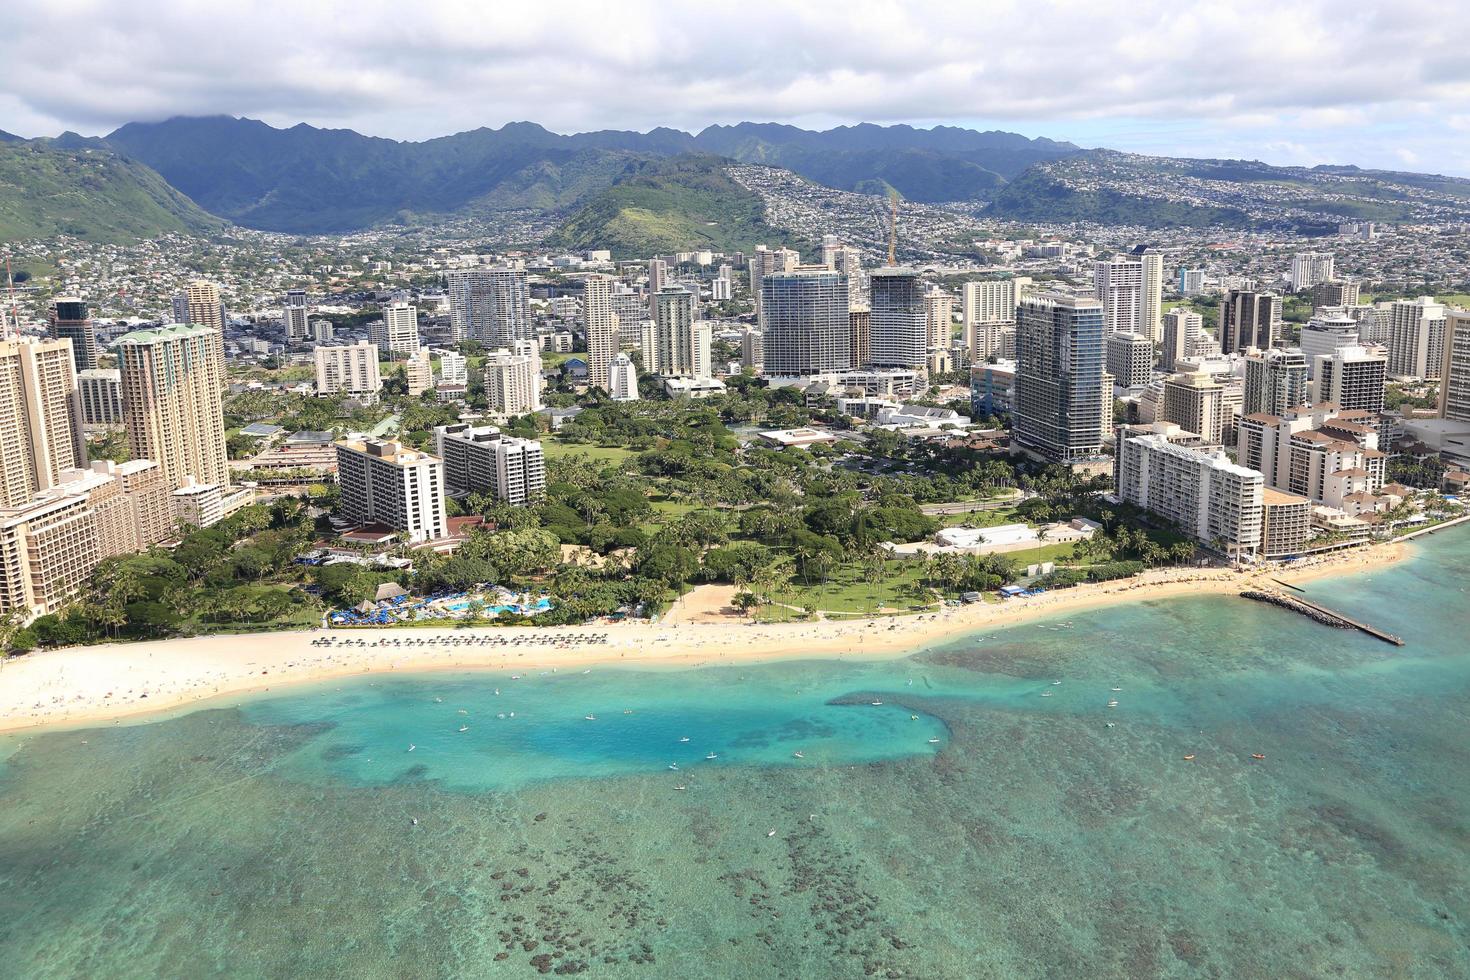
left=3, top=0, right=1468, bottom=175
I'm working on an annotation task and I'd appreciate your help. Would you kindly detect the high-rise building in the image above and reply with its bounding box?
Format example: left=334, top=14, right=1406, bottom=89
left=334, top=438, right=447, bottom=543
left=759, top=270, right=851, bottom=376
left=1313, top=345, right=1387, bottom=415
left=1291, top=252, right=1336, bottom=290
left=1243, top=347, right=1309, bottom=417
left=117, top=324, right=227, bottom=490
left=1105, top=332, right=1154, bottom=389
left=610, top=352, right=639, bottom=401
left=1093, top=256, right=1144, bottom=336
left=750, top=245, right=800, bottom=323
left=848, top=308, right=870, bottom=368
left=77, top=368, right=123, bottom=425
left=1116, top=433, right=1263, bottom=557
left=740, top=329, right=764, bottom=372
left=1162, top=367, right=1227, bottom=444
left=1307, top=281, right=1361, bottom=308
left=647, top=259, right=669, bottom=306
left=47, top=298, right=99, bottom=372
left=1134, top=247, right=1165, bottom=342
left=372, top=303, right=420, bottom=357
left=0, top=339, right=87, bottom=508
left=1441, top=310, right=1470, bottom=423
left=434, top=424, right=546, bottom=506
left=1013, top=293, right=1108, bottom=462
left=405, top=349, right=434, bottom=397
left=924, top=287, right=956, bottom=350
left=962, top=278, right=1030, bottom=362
left=1387, top=297, right=1447, bottom=379
left=1161, top=307, right=1203, bottom=372
left=170, top=293, right=190, bottom=324
left=1220, top=290, right=1282, bottom=354
left=483, top=340, right=543, bottom=415
left=1237, top=406, right=1386, bottom=504
left=283, top=289, right=310, bottom=342
left=691, top=321, right=713, bottom=379
left=1178, top=269, right=1207, bottom=296
left=446, top=268, right=530, bottom=346
left=184, top=281, right=224, bottom=333
left=652, top=288, right=696, bottom=376
left=438, top=351, right=468, bottom=385
left=314, top=342, right=383, bottom=401
left=582, top=274, right=617, bottom=391
left=868, top=268, right=927, bottom=370
left=1299, top=309, right=1360, bottom=379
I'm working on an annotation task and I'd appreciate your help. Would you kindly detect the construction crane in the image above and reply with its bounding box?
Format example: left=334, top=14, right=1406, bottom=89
left=886, top=189, right=900, bottom=266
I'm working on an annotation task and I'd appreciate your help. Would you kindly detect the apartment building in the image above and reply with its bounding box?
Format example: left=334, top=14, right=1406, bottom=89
left=117, top=323, right=228, bottom=489
left=433, top=424, right=547, bottom=506
left=334, top=439, right=447, bottom=543
left=483, top=340, right=543, bottom=415
left=0, top=338, right=86, bottom=508
left=314, top=342, right=383, bottom=401
left=1116, top=432, right=1264, bottom=556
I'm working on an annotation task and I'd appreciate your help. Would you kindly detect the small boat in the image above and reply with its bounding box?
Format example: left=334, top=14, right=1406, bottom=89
left=766, top=829, right=776, bottom=837
left=509, top=712, right=515, bottom=718
left=1052, top=680, right=1062, bottom=686
left=458, top=725, right=469, bottom=733
left=792, top=752, right=805, bottom=759
left=584, top=714, right=596, bottom=721
left=623, top=710, right=633, bottom=715
left=1104, top=722, right=1115, bottom=728
left=870, top=700, right=884, bottom=706
left=582, top=669, right=591, bottom=674
left=434, top=697, right=443, bottom=703
left=1182, top=754, right=1195, bottom=761
left=1041, top=691, right=1053, bottom=697
left=928, top=738, right=941, bottom=744
left=910, top=715, right=918, bottom=721
left=674, top=785, right=686, bottom=791
left=1251, top=753, right=1266, bottom=760
left=497, top=712, right=505, bottom=719
left=679, top=737, right=690, bottom=743
left=408, top=744, right=416, bottom=752
left=1111, top=687, right=1122, bottom=693
left=668, top=763, right=679, bottom=771
left=411, top=817, right=419, bottom=826
left=493, top=689, right=500, bottom=696
left=1107, top=700, right=1119, bottom=707
left=706, top=752, right=718, bottom=760
left=510, top=675, right=520, bottom=680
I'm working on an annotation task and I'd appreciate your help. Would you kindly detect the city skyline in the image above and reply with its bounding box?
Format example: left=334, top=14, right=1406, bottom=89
left=3, top=1, right=1469, bottom=176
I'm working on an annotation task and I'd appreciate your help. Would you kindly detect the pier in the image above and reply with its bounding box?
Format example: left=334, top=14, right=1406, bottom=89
left=1241, top=590, right=1404, bottom=646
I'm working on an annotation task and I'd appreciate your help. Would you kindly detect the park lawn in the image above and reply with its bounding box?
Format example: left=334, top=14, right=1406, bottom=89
left=765, top=559, right=929, bottom=617
left=541, top=439, right=636, bottom=466
left=639, top=496, right=699, bottom=533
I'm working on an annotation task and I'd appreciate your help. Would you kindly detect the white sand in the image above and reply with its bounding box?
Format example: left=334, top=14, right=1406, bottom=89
left=0, top=540, right=1405, bottom=734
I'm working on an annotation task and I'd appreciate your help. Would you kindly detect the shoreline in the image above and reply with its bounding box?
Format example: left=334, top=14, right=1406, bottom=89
left=0, top=538, right=1416, bottom=735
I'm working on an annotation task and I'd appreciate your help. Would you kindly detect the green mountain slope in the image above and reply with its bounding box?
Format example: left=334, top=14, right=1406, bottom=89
left=0, top=141, right=225, bottom=242
left=547, top=156, right=806, bottom=259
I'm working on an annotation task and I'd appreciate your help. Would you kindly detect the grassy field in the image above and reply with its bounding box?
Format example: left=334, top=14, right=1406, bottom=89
left=757, top=560, right=930, bottom=621
left=540, top=439, right=636, bottom=466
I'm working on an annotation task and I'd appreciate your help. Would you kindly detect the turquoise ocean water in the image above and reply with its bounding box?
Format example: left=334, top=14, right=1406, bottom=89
left=2, top=530, right=1469, bottom=978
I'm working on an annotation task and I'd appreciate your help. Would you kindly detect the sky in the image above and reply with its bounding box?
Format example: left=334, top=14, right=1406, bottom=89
left=4, top=0, right=1470, bottom=175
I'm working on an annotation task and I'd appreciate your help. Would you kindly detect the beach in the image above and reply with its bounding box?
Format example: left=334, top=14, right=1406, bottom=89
left=0, top=539, right=1407, bottom=734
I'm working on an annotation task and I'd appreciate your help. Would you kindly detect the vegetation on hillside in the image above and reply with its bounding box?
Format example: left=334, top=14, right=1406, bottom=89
left=0, top=141, right=224, bottom=242
left=548, top=156, right=808, bottom=258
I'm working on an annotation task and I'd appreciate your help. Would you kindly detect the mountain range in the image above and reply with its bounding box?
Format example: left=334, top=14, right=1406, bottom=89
left=3, top=115, right=1470, bottom=250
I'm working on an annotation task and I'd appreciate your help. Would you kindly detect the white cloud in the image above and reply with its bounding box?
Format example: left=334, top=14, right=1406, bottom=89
left=1, top=0, right=1468, bottom=173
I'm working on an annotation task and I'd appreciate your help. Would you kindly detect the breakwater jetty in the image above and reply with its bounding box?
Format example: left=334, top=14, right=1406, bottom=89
left=1241, top=589, right=1405, bottom=646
